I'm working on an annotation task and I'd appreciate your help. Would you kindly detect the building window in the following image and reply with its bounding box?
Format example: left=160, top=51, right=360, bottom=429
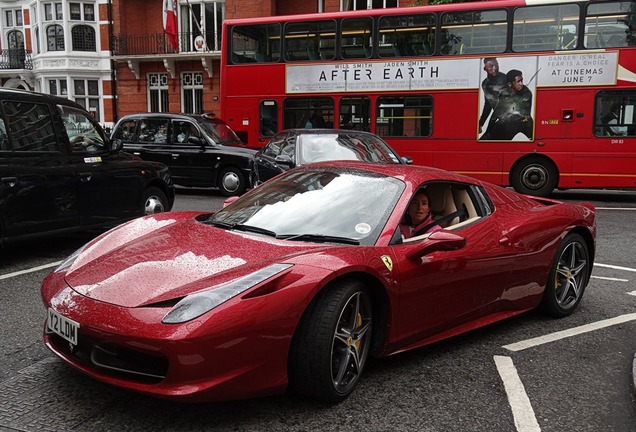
left=47, top=24, right=65, bottom=51
left=70, top=2, right=94, bottom=21
left=148, top=73, right=169, bottom=112
left=49, top=79, right=68, bottom=96
left=181, top=72, right=203, bottom=114
left=341, top=0, right=397, bottom=11
left=179, top=0, right=225, bottom=52
left=74, top=79, right=100, bottom=122
left=43, top=3, right=63, bottom=21
left=71, top=25, right=96, bottom=51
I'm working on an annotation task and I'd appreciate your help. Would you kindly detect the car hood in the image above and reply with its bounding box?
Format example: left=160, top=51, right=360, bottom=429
left=63, top=212, right=325, bottom=308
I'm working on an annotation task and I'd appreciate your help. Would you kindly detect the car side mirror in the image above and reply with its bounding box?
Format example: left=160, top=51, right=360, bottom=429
left=401, top=156, right=413, bottom=165
left=274, top=154, right=295, bottom=167
left=405, top=230, right=466, bottom=261
left=110, top=138, right=123, bottom=152
left=188, top=136, right=204, bottom=147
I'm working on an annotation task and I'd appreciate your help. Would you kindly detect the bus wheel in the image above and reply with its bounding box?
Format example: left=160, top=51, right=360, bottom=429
left=511, top=157, right=558, bottom=197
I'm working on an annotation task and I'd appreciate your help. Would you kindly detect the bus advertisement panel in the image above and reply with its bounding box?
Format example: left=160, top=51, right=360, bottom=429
left=220, top=0, right=636, bottom=196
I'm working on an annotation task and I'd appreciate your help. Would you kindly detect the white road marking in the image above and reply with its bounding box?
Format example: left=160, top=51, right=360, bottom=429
left=591, top=276, right=629, bottom=282
left=628, top=291, right=636, bottom=297
left=503, top=313, right=636, bottom=352
left=0, top=261, right=62, bottom=281
left=595, top=263, right=636, bottom=272
left=594, top=263, right=636, bottom=272
left=596, top=207, right=636, bottom=211
left=494, top=355, right=541, bottom=432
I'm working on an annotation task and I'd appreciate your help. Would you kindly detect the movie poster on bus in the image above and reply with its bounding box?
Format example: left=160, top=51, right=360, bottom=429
left=477, top=56, right=538, bottom=142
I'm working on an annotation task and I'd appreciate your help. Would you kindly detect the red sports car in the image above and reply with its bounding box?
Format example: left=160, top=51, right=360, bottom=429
left=41, top=161, right=596, bottom=403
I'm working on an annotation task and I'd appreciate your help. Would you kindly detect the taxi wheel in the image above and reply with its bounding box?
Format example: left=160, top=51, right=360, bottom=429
left=218, top=167, right=246, bottom=197
left=289, top=280, right=373, bottom=403
left=141, top=187, right=168, bottom=215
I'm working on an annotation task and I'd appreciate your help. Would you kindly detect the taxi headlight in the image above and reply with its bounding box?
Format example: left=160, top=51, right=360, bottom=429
left=162, top=263, right=293, bottom=324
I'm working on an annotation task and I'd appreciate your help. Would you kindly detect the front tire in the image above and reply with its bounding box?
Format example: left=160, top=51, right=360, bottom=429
left=289, top=280, right=373, bottom=403
left=511, top=157, right=558, bottom=197
left=218, top=167, right=246, bottom=197
left=141, top=187, right=168, bottom=215
left=540, top=233, right=590, bottom=317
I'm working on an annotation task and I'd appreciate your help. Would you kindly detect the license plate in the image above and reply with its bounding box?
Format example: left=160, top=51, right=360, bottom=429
left=47, top=308, right=79, bottom=346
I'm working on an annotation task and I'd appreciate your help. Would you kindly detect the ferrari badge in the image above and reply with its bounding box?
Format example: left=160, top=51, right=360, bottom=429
left=381, top=255, right=393, bottom=272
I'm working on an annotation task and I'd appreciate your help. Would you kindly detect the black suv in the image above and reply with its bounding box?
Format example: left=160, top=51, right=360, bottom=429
left=0, top=89, right=174, bottom=247
left=111, top=113, right=256, bottom=196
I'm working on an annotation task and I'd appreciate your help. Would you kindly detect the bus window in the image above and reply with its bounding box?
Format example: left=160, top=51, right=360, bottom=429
left=231, top=24, right=281, bottom=64
left=512, top=4, right=580, bottom=52
left=594, top=91, right=636, bottom=137
left=260, top=100, right=278, bottom=136
left=341, top=18, right=373, bottom=59
left=284, top=20, right=336, bottom=61
left=585, top=1, right=636, bottom=49
left=283, top=98, right=334, bottom=129
left=340, top=97, right=371, bottom=131
left=440, top=10, right=507, bottom=55
left=378, top=13, right=436, bottom=58
left=376, top=96, right=433, bottom=138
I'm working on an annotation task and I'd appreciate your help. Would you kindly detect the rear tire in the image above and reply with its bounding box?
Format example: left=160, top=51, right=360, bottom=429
left=511, top=157, right=558, bottom=197
left=289, top=280, right=373, bottom=403
left=141, top=187, right=168, bottom=215
left=218, top=167, right=246, bottom=196
left=540, top=233, right=590, bottom=317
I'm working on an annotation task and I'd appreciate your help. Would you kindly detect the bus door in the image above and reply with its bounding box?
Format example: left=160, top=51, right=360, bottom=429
left=259, top=100, right=279, bottom=148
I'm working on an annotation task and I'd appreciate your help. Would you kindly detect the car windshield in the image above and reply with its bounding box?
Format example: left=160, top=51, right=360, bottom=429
left=205, top=167, right=404, bottom=246
left=298, top=132, right=402, bottom=165
left=199, top=118, right=242, bottom=144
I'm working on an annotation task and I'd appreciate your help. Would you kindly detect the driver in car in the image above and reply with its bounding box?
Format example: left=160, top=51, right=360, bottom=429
left=400, top=189, right=442, bottom=239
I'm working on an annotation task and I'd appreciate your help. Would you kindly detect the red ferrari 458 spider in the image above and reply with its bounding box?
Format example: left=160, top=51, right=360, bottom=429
left=41, top=161, right=596, bottom=403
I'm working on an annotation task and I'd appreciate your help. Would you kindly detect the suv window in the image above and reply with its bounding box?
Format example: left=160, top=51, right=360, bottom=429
left=3, top=100, right=59, bottom=152
left=59, top=105, right=106, bottom=153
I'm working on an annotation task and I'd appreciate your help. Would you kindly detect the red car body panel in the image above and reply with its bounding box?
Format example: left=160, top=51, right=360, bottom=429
left=41, top=161, right=596, bottom=402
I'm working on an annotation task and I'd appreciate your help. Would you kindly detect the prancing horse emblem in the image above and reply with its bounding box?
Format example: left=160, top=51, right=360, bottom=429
left=381, top=255, right=393, bottom=272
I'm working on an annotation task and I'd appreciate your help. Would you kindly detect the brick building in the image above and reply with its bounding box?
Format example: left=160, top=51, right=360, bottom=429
left=0, top=0, right=404, bottom=129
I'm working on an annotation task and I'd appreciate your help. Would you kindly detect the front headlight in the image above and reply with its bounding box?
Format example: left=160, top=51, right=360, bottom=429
left=54, top=244, right=87, bottom=273
left=162, top=263, right=293, bottom=324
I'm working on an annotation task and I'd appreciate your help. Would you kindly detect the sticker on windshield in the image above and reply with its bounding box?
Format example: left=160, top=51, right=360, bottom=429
left=355, top=223, right=371, bottom=235
left=84, top=157, right=102, bottom=163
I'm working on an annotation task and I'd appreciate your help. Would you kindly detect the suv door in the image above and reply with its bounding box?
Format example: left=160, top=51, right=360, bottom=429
left=0, top=99, right=79, bottom=238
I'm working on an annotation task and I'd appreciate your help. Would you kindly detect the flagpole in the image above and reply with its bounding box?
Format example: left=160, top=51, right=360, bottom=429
left=185, top=0, right=207, bottom=51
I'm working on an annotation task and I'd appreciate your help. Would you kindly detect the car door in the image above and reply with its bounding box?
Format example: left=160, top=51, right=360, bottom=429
left=59, top=105, right=141, bottom=225
left=254, top=132, right=295, bottom=183
left=0, top=98, right=79, bottom=238
left=123, top=117, right=173, bottom=170
left=166, top=119, right=212, bottom=186
left=391, top=184, right=516, bottom=344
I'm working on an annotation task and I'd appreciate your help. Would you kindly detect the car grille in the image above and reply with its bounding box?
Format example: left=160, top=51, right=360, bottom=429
left=48, top=331, right=168, bottom=384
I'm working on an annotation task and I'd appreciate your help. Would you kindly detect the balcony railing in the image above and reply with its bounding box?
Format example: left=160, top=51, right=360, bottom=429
left=112, top=31, right=221, bottom=56
left=0, top=49, right=33, bottom=70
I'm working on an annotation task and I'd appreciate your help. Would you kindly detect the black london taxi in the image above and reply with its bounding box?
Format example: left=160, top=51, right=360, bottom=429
left=111, top=113, right=257, bottom=196
left=0, top=88, right=174, bottom=248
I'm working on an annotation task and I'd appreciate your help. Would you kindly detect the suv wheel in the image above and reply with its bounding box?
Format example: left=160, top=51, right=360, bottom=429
left=141, top=187, right=168, bottom=215
left=218, top=167, right=246, bottom=196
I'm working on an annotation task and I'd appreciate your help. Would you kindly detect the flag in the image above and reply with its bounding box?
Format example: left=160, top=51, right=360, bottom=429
left=163, top=0, right=178, bottom=50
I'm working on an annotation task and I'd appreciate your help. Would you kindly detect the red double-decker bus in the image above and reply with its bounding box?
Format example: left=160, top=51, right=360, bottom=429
left=220, top=0, right=636, bottom=196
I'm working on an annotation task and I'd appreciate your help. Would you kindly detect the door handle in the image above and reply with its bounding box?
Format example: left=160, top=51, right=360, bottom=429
left=79, top=172, right=92, bottom=182
left=1, top=176, right=17, bottom=187
left=171, top=154, right=179, bottom=159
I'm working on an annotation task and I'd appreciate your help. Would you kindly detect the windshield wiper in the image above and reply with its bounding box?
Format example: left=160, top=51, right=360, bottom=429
left=277, top=233, right=360, bottom=245
left=209, top=221, right=277, bottom=238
